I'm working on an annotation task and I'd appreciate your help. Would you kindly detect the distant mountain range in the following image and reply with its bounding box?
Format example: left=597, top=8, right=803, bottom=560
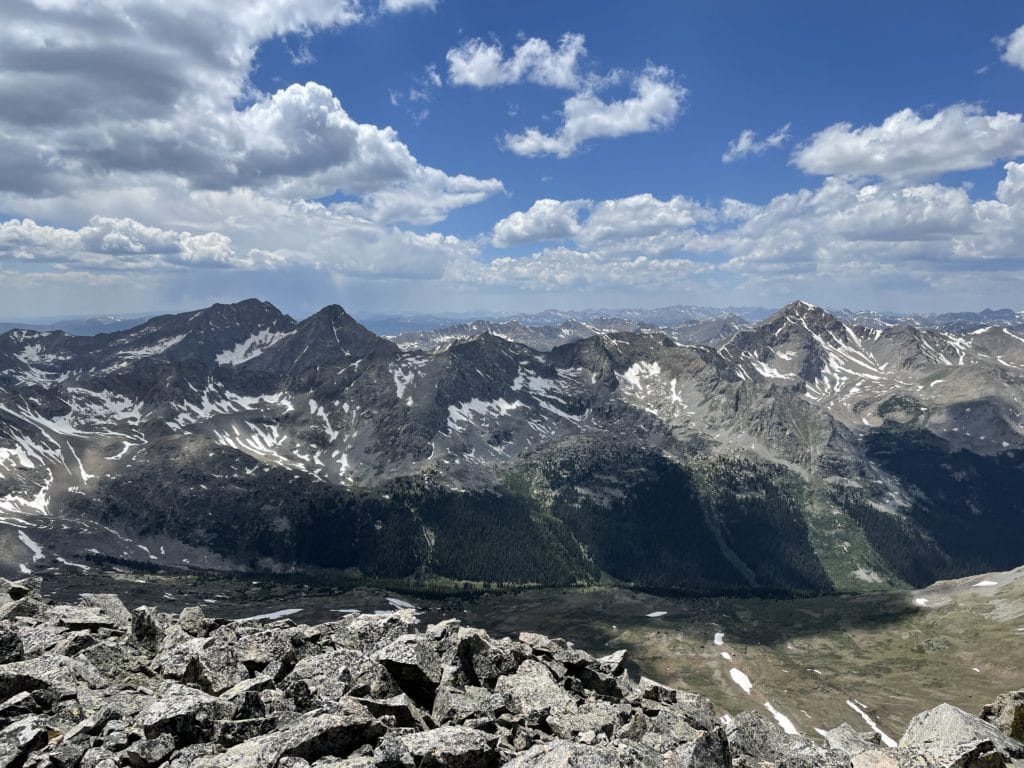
left=1, top=298, right=1023, bottom=594
left=6, top=304, right=1023, bottom=339
left=0, top=314, right=149, bottom=337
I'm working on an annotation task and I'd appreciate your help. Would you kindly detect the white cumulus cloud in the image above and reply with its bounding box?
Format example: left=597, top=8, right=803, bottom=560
left=0, top=0, right=501, bottom=225
left=380, top=0, right=437, bottom=13
left=446, top=33, right=586, bottom=89
left=220, top=82, right=502, bottom=222
left=792, top=104, right=1024, bottom=180
left=455, top=246, right=703, bottom=290
left=998, top=24, right=1024, bottom=70
left=722, top=124, right=791, bottom=163
left=580, top=194, right=710, bottom=247
left=0, top=217, right=245, bottom=269
left=469, top=161, right=1024, bottom=308
left=491, top=199, right=588, bottom=247
left=492, top=193, right=711, bottom=252
left=504, top=66, right=685, bottom=158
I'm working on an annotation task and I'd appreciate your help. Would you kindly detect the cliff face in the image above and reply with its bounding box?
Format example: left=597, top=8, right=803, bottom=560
left=1, top=577, right=1022, bottom=768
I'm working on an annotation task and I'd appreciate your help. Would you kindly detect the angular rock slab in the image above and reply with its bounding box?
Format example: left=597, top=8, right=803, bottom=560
left=392, top=725, right=498, bottom=768
left=502, top=740, right=624, bottom=768
left=140, top=682, right=234, bottom=746
left=900, top=702, right=1024, bottom=768
left=373, top=634, right=442, bottom=709
left=727, top=711, right=851, bottom=768
left=982, top=690, right=1024, bottom=742
left=191, top=699, right=385, bottom=768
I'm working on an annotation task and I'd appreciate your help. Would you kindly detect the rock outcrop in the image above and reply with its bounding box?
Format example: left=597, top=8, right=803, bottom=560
left=899, top=702, right=1024, bottom=767
left=982, top=690, right=1024, bottom=742
left=1, top=577, right=1022, bottom=767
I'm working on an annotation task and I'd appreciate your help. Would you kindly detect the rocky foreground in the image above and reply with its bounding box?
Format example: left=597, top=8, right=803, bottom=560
left=0, top=579, right=1022, bottom=768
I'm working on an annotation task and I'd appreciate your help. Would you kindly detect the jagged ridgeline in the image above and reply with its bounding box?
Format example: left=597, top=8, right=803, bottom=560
left=2, top=299, right=1024, bottom=592
left=1, top=579, right=1023, bottom=767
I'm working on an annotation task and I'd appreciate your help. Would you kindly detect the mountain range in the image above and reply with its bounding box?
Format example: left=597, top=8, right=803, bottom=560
left=1, top=298, right=1023, bottom=594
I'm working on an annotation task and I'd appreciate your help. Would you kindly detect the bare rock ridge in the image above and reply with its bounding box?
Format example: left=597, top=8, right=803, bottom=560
left=1, top=578, right=1023, bottom=768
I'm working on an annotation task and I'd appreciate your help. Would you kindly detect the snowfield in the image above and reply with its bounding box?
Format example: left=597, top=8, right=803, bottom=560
left=729, top=668, right=753, bottom=694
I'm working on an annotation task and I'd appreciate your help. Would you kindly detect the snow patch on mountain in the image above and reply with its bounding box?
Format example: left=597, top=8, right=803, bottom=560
left=730, top=668, right=753, bottom=694
left=514, top=368, right=565, bottom=400
left=391, top=365, right=416, bottom=406
left=213, top=421, right=302, bottom=471
left=17, top=530, right=44, bottom=561
left=448, top=399, right=523, bottom=432
left=309, top=399, right=339, bottom=443
left=620, top=361, right=662, bottom=389
left=216, top=329, right=294, bottom=365
left=168, top=385, right=294, bottom=430
left=0, top=474, right=51, bottom=517
left=751, top=358, right=796, bottom=381
left=116, top=334, right=187, bottom=360
left=15, top=344, right=69, bottom=366
left=0, top=429, right=53, bottom=473
left=763, top=701, right=799, bottom=735
left=846, top=699, right=898, bottom=747
left=67, top=388, right=144, bottom=428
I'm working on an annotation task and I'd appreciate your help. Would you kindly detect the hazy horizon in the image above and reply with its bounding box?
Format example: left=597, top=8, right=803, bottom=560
left=3, top=297, right=1023, bottom=334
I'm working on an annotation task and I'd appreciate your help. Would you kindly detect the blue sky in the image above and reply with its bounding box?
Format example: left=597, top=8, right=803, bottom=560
left=3, top=1, right=1024, bottom=319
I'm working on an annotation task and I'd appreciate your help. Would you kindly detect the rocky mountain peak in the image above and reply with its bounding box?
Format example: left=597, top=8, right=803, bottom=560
left=296, top=303, right=399, bottom=358
left=766, top=300, right=844, bottom=333
left=131, top=298, right=285, bottom=337
left=238, top=304, right=398, bottom=377
left=299, top=304, right=393, bottom=353
left=782, top=299, right=821, bottom=314
left=82, top=299, right=294, bottom=370
left=200, top=298, right=285, bottom=322
left=437, top=332, right=531, bottom=402
left=449, top=330, right=527, bottom=357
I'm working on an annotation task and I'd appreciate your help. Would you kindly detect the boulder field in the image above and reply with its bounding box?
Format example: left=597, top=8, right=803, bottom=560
left=0, top=578, right=1022, bottom=767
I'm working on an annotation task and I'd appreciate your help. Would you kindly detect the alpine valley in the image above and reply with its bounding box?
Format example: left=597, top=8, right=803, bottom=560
left=2, top=298, right=1024, bottom=596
